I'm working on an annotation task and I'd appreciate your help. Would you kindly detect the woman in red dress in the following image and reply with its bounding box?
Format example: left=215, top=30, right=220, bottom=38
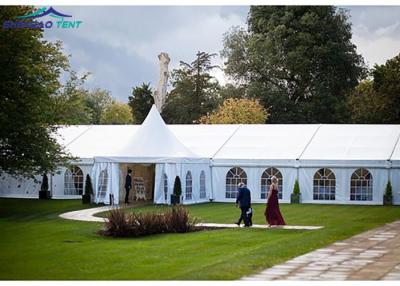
left=265, top=176, right=286, bottom=227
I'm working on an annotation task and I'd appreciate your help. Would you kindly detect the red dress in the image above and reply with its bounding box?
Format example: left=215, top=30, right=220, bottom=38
left=265, top=188, right=286, bottom=225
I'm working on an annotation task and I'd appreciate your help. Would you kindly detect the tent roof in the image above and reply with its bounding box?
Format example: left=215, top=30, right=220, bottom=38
left=300, top=125, right=400, bottom=161
left=212, top=124, right=320, bottom=161
left=56, top=115, right=400, bottom=164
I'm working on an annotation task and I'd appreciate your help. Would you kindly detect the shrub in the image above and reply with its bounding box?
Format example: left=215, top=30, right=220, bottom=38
left=84, top=174, right=93, bottom=196
left=173, top=176, right=182, bottom=197
left=291, top=179, right=301, bottom=204
left=40, top=173, right=48, bottom=192
left=384, top=181, right=393, bottom=205
left=100, top=206, right=198, bottom=237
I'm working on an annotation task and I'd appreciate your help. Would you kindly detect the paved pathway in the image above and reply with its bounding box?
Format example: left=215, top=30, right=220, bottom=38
left=59, top=206, right=323, bottom=230
left=241, top=220, right=400, bottom=281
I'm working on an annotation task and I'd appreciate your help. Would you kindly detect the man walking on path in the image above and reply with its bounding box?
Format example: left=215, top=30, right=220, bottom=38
left=235, top=182, right=252, bottom=227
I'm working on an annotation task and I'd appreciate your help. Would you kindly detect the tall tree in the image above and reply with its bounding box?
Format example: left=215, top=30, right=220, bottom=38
left=53, top=71, right=93, bottom=125
left=0, top=6, right=71, bottom=177
left=85, top=88, right=114, bottom=124
left=100, top=102, right=134, bottom=124
left=128, top=83, right=154, bottom=124
left=162, top=52, right=221, bottom=123
left=222, top=6, right=367, bottom=123
left=348, top=53, right=400, bottom=123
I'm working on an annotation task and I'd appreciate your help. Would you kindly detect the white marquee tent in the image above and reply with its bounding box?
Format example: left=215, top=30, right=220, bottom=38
left=1, top=105, right=399, bottom=205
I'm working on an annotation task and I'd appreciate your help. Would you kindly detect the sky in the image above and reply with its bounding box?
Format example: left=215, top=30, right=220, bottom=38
left=42, top=6, right=400, bottom=102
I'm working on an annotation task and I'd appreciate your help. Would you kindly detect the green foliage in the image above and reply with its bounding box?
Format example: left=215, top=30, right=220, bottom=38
left=384, top=181, right=393, bottom=205
left=347, top=80, right=390, bottom=123
left=0, top=6, right=71, bottom=178
left=40, top=173, right=49, bottom=192
left=101, top=206, right=197, bottom=237
left=173, top=176, right=182, bottom=197
left=84, top=174, right=93, bottom=196
left=162, top=51, right=221, bottom=123
left=199, top=98, right=269, bottom=124
left=128, top=83, right=154, bottom=124
left=53, top=71, right=93, bottom=125
left=85, top=88, right=114, bottom=124
left=222, top=6, right=367, bottom=123
left=293, top=180, right=300, bottom=195
left=348, top=53, right=400, bottom=124
left=100, top=102, right=134, bottom=124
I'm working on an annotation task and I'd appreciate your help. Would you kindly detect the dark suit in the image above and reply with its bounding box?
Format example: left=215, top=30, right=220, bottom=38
left=236, top=187, right=251, bottom=226
left=124, top=174, right=132, bottom=203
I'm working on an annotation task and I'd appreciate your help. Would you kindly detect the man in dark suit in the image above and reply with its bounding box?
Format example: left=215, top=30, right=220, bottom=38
left=235, top=182, right=252, bottom=227
left=125, top=169, right=133, bottom=204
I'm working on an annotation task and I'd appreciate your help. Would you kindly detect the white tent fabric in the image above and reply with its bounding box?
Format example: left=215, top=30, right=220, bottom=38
left=2, top=104, right=400, bottom=205
left=212, top=124, right=320, bottom=166
left=299, top=125, right=400, bottom=166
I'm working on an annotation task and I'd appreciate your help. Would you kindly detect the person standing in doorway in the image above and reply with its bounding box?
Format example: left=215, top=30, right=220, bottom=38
left=125, top=169, right=133, bottom=204
left=265, top=176, right=286, bottom=227
left=235, top=182, right=252, bottom=227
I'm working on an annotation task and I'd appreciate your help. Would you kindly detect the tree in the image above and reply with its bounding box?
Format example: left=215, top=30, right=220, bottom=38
left=198, top=98, right=268, bottom=124
left=0, top=6, right=71, bottom=178
left=85, top=88, right=114, bottom=124
left=222, top=6, right=367, bottom=123
left=347, top=53, right=400, bottom=124
left=162, top=51, right=221, bottom=123
left=347, top=80, right=390, bottom=123
left=53, top=71, right=93, bottom=125
left=372, top=53, right=400, bottom=123
left=100, top=102, right=134, bottom=124
left=128, top=83, right=154, bottom=124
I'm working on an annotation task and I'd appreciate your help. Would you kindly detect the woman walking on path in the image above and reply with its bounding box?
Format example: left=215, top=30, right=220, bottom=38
left=264, top=176, right=286, bottom=227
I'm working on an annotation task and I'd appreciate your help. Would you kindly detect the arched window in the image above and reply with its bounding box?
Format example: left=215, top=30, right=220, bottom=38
left=351, top=168, right=373, bottom=201
left=200, top=171, right=206, bottom=199
left=226, top=167, right=247, bottom=199
left=185, top=171, right=192, bottom=200
left=261, top=167, right=283, bottom=199
left=64, top=165, right=83, bottom=195
left=313, top=168, right=336, bottom=200
left=163, top=173, right=168, bottom=201
left=98, top=169, right=108, bottom=200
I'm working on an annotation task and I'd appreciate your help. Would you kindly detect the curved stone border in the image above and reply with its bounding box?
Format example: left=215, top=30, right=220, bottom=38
left=59, top=206, right=323, bottom=230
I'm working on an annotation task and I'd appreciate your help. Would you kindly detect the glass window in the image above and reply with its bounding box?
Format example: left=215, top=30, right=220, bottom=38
left=163, top=173, right=168, bottom=201
left=185, top=171, right=192, bottom=200
left=200, top=171, right=206, bottom=199
left=97, top=169, right=108, bottom=200
left=313, top=168, right=336, bottom=200
left=350, top=168, right=373, bottom=201
left=225, top=167, right=247, bottom=199
left=261, top=167, right=283, bottom=199
left=64, top=166, right=83, bottom=195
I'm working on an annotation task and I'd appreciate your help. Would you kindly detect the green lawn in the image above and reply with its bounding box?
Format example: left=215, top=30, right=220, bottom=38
left=0, top=199, right=399, bottom=280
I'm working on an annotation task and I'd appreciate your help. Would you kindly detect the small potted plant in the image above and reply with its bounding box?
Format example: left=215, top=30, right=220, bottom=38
left=290, top=179, right=301, bottom=204
left=82, top=174, right=93, bottom=204
left=383, top=181, right=393, bottom=206
left=39, top=173, right=50, bottom=199
left=171, top=176, right=182, bottom=205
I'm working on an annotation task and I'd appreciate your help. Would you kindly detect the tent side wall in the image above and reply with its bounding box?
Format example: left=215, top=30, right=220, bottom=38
left=298, top=167, right=389, bottom=205
left=153, top=162, right=211, bottom=205
left=390, top=167, right=400, bottom=205
left=0, top=173, right=41, bottom=198
left=211, top=165, right=296, bottom=204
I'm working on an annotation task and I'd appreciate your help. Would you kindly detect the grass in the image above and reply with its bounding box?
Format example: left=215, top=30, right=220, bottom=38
left=0, top=198, right=399, bottom=280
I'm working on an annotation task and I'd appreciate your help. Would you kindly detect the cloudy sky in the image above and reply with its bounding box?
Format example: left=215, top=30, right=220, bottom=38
left=43, top=6, right=400, bottom=102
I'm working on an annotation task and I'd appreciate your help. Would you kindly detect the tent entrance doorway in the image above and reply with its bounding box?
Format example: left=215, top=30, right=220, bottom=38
left=119, top=163, right=155, bottom=204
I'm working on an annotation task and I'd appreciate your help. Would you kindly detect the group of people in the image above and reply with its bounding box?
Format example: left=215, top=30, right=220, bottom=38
left=235, top=176, right=285, bottom=227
